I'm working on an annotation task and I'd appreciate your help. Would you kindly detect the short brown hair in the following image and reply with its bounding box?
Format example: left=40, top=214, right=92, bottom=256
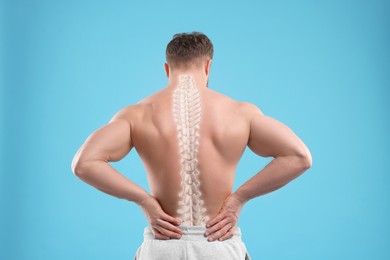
left=166, top=32, right=214, bottom=70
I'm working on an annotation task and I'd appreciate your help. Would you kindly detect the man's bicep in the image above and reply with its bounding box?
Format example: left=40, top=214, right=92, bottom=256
left=76, top=116, right=133, bottom=164
left=247, top=113, right=308, bottom=159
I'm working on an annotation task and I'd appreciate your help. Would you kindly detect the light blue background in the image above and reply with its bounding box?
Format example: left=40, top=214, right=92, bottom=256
left=1, top=0, right=389, bottom=259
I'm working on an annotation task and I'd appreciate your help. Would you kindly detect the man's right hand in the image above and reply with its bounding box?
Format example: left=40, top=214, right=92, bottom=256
left=204, top=192, right=246, bottom=241
left=139, top=195, right=183, bottom=240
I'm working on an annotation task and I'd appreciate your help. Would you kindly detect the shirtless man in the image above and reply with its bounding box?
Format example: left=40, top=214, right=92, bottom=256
left=71, top=32, right=312, bottom=259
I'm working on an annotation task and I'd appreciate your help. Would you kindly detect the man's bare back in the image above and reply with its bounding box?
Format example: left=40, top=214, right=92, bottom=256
left=71, top=32, right=312, bottom=260
left=72, top=71, right=311, bottom=240
left=126, top=74, right=253, bottom=225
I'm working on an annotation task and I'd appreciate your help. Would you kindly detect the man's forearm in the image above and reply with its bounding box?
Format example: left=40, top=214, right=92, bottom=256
left=234, top=155, right=311, bottom=203
left=73, top=160, right=151, bottom=206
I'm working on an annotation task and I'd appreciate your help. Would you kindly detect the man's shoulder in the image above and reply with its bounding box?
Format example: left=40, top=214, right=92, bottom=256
left=110, top=89, right=170, bottom=122
left=108, top=103, right=144, bottom=124
left=236, top=101, right=265, bottom=117
left=207, top=89, right=264, bottom=114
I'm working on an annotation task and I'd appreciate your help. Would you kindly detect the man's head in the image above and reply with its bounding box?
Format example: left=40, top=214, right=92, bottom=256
left=165, top=32, right=213, bottom=77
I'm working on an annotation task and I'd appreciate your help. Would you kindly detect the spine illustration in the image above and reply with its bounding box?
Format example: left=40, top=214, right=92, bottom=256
left=172, top=74, right=209, bottom=226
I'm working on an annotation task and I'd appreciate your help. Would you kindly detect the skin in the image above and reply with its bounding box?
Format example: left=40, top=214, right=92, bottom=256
left=71, top=57, right=312, bottom=242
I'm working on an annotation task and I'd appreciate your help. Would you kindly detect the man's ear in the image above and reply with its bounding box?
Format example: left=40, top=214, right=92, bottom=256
left=205, top=59, right=212, bottom=76
left=164, top=63, right=170, bottom=78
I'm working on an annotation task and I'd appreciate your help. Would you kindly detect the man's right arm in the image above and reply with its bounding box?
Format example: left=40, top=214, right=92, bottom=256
left=234, top=104, right=312, bottom=203
left=204, top=103, right=312, bottom=242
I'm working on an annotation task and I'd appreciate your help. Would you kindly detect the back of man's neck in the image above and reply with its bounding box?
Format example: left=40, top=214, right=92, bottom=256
left=168, top=72, right=208, bottom=89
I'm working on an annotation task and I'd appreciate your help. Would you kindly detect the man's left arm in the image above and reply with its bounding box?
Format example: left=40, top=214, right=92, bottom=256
left=71, top=106, right=183, bottom=239
left=71, top=106, right=149, bottom=205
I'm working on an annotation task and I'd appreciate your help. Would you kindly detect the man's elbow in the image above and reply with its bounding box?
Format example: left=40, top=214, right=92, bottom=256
left=72, top=163, right=83, bottom=177
left=71, top=159, right=90, bottom=177
left=72, top=159, right=105, bottom=178
left=71, top=149, right=86, bottom=177
left=299, top=149, right=312, bottom=170
left=300, top=156, right=312, bottom=169
left=288, top=147, right=312, bottom=171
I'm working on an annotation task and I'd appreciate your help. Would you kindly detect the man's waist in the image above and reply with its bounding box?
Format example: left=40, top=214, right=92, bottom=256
left=143, top=225, right=243, bottom=242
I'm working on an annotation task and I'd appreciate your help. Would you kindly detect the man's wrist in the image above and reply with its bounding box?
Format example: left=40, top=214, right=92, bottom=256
left=136, top=193, right=153, bottom=207
left=233, top=190, right=249, bottom=204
